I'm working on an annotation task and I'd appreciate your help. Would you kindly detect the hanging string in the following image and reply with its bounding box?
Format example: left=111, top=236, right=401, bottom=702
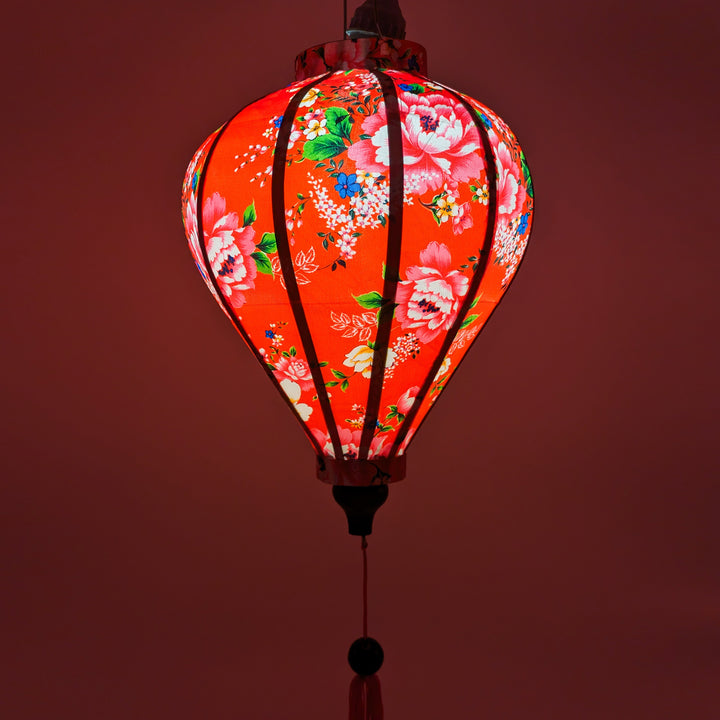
left=362, top=535, right=368, bottom=638
left=343, top=0, right=347, bottom=36
left=349, top=534, right=383, bottom=720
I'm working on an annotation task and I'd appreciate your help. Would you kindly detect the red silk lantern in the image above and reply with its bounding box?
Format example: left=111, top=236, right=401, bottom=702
left=181, top=38, right=533, bottom=500
left=182, top=7, right=533, bottom=714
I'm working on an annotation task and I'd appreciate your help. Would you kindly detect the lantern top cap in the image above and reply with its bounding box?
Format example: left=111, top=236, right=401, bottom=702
left=295, top=37, right=427, bottom=81
left=347, top=0, right=406, bottom=39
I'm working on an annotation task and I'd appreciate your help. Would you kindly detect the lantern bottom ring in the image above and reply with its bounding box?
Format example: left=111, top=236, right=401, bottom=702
left=317, top=455, right=406, bottom=487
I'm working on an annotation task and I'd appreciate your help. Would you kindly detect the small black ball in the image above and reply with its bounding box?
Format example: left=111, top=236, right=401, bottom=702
left=348, top=637, right=384, bottom=676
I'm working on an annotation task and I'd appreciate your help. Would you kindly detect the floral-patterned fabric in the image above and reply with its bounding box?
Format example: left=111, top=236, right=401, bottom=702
left=295, top=38, right=427, bottom=81
left=182, top=65, right=533, bottom=486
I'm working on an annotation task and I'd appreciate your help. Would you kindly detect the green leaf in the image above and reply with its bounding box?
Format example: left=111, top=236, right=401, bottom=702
left=257, top=232, right=277, bottom=253
left=340, top=379, right=350, bottom=392
left=521, top=152, right=534, bottom=198
left=331, top=369, right=347, bottom=379
left=304, top=135, right=346, bottom=161
left=460, top=314, right=480, bottom=329
left=251, top=250, right=273, bottom=275
left=325, top=381, right=339, bottom=387
left=469, top=296, right=480, bottom=309
left=243, top=201, right=256, bottom=227
left=289, top=346, right=297, bottom=357
left=353, top=291, right=384, bottom=309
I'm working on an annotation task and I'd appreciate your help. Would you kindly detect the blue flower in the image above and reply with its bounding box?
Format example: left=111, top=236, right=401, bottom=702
left=517, top=213, right=529, bottom=236
left=334, top=172, right=361, bottom=199
left=265, top=329, right=276, bottom=339
left=274, top=115, right=283, bottom=128
left=399, top=81, right=425, bottom=94
left=480, top=112, right=492, bottom=129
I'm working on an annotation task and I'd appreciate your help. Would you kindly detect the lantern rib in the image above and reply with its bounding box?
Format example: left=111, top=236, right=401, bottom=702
left=358, top=69, right=404, bottom=462
left=388, top=82, right=499, bottom=457
left=193, top=85, right=326, bottom=458
left=272, top=74, right=346, bottom=462
left=390, top=84, right=536, bottom=453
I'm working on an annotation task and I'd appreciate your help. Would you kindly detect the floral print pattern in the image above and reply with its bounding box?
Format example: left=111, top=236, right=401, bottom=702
left=183, top=66, right=533, bottom=485
left=349, top=90, right=483, bottom=195
left=203, top=192, right=257, bottom=309
left=395, top=242, right=470, bottom=343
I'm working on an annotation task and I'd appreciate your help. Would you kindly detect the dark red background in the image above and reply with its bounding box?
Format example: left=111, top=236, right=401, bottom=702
left=3, top=1, right=719, bottom=717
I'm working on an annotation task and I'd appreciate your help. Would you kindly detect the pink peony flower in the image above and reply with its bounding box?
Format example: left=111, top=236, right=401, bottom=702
left=395, top=242, right=469, bottom=344
left=489, top=130, right=526, bottom=219
left=203, top=192, right=257, bottom=308
left=349, top=91, right=483, bottom=195
left=452, top=202, right=474, bottom=235
left=396, top=386, right=420, bottom=415
left=274, top=356, right=315, bottom=392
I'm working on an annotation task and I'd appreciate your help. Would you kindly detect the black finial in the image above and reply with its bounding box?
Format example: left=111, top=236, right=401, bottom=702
left=332, top=484, right=389, bottom=536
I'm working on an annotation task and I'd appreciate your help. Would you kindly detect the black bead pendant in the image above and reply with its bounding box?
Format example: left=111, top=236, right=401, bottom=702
left=348, top=637, right=384, bottom=676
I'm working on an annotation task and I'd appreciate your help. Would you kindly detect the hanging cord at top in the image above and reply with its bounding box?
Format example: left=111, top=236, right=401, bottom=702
left=372, top=0, right=382, bottom=38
